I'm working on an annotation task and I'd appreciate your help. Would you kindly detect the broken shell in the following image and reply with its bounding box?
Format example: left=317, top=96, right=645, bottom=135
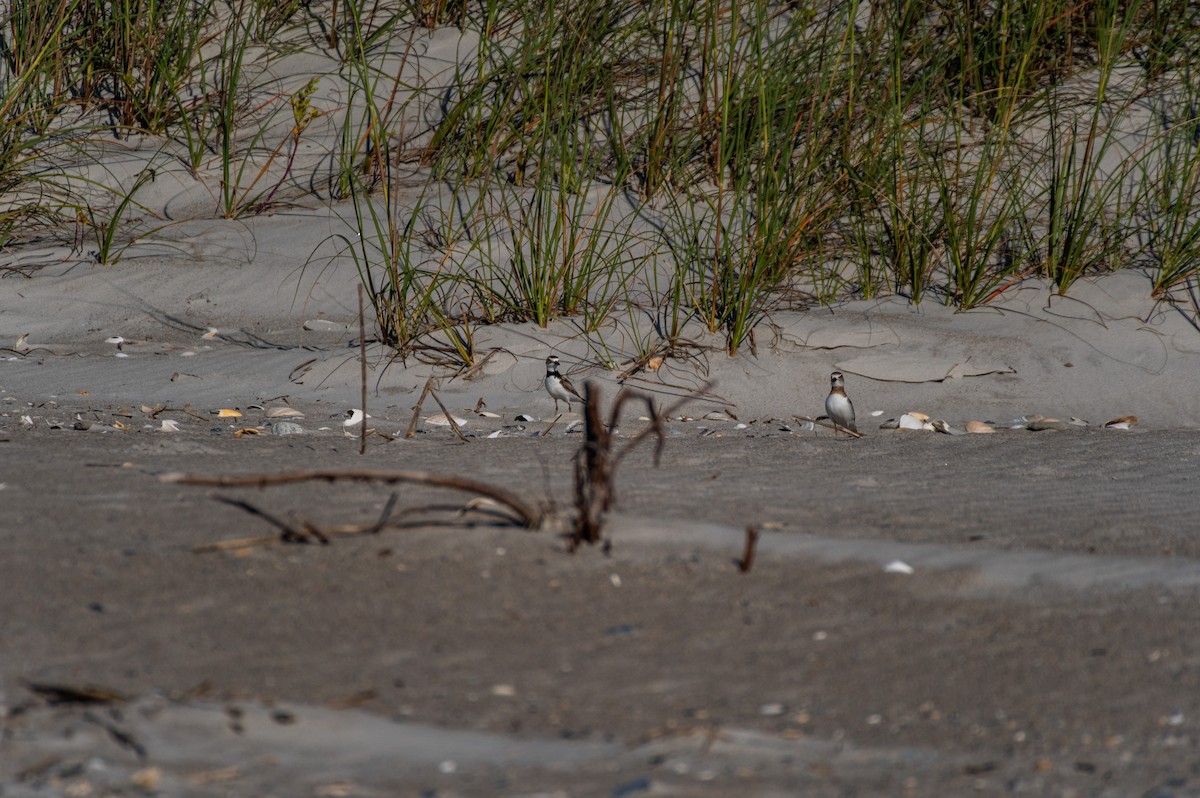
left=1104, top=415, right=1137, bottom=430
left=343, top=409, right=368, bottom=426
left=898, top=413, right=933, bottom=431
left=965, top=421, right=995, bottom=434
left=159, top=419, right=181, bottom=432
left=906, top=411, right=930, bottom=421
left=105, top=336, right=125, bottom=345
left=477, top=411, right=500, bottom=418
left=930, top=419, right=962, bottom=435
left=427, top=414, right=468, bottom=427
left=265, top=407, right=304, bottom=418
left=215, top=408, right=242, bottom=418
left=232, top=427, right=261, bottom=438
left=1027, top=418, right=1070, bottom=431
left=883, top=560, right=915, bottom=575
left=514, top=413, right=536, bottom=422
left=645, top=356, right=664, bottom=371
left=201, top=328, right=220, bottom=339
left=879, top=417, right=900, bottom=430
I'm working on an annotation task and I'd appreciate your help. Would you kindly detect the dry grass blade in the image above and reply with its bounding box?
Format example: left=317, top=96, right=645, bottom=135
left=164, top=469, right=542, bottom=529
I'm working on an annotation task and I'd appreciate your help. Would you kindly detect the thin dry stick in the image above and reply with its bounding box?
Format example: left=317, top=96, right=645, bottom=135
left=738, top=526, right=760, bottom=573
left=794, top=414, right=864, bottom=439
left=428, top=387, right=469, bottom=443
left=365, top=492, right=399, bottom=534
left=358, top=284, right=368, bottom=455
left=406, top=377, right=435, bottom=439
left=211, top=495, right=309, bottom=543
left=573, top=382, right=698, bottom=547
left=164, top=469, right=542, bottom=529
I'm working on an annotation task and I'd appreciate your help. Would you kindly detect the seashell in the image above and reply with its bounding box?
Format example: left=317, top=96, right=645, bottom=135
left=870, top=410, right=884, bottom=417
left=906, top=411, right=930, bottom=421
left=201, top=328, right=220, bottom=339
left=478, top=411, right=500, bottom=418
left=232, top=427, right=261, bottom=438
left=898, top=413, right=933, bottom=431
left=565, top=420, right=583, bottom=433
left=735, top=423, right=748, bottom=430
left=105, top=336, right=125, bottom=345
left=14, top=333, right=29, bottom=350
left=883, top=560, right=915, bottom=575
left=1104, top=415, right=1137, bottom=430
left=426, top=414, right=468, bottom=427
left=159, top=419, right=180, bottom=432
left=114, top=352, right=129, bottom=358
left=487, top=430, right=504, bottom=439
left=930, top=419, right=962, bottom=435
left=214, top=408, right=242, bottom=418
left=1027, top=418, right=1069, bottom=431
left=515, top=413, right=536, bottom=422
left=266, top=407, right=304, bottom=418
left=965, top=421, right=995, bottom=434
left=645, top=356, right=663, bottom=371
left=1069, top=417, right=1089, bottom=427
left=343, top=409, right=368, bottom=426
left=879, top=417, right=899, bottom=430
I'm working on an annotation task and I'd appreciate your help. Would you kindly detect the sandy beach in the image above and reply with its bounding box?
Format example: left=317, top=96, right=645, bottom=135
left=5, top=6, right=1200, bottom=794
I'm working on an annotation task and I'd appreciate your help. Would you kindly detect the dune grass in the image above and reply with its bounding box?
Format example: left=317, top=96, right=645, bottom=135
left=4, top=0, right=1200, bottom=359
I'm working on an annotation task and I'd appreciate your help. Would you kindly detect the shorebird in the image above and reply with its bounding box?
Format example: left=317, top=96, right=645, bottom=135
left=544, top=355, right=584, bottom=414
left=825, top=371, right=857, bottom=436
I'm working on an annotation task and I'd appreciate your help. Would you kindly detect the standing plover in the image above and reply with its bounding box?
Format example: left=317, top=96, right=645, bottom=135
left=825, top=371, right=857, bottom=435
left=545, top=355, right=584, bottom=414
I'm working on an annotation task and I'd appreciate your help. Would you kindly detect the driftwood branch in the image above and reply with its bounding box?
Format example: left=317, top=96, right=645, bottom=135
left=163, top=469, right=542, bottom=529
left=572, top=381, right=713, bottom=549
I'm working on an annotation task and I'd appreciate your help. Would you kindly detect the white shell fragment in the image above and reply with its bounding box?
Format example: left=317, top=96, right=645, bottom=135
left=159, top=419, right=181, bottom=432
left=201, top=328, right=220, bottom=339
left=870, top=410, right=884, bottom=417
left=427, top=414, right=468, bottom=427
left=105, top=336, right=125, bottom=345
left=478, top=411, right=500, bottom=418
left=343, top=409, right=368, bottom=427
left=515, top=414, right=536, bottom=422
left=883, top=560, right=915, bottom=575
left=1104, top=415, right=1137, bottom=430
left=898, top=413, right=933, bottom=431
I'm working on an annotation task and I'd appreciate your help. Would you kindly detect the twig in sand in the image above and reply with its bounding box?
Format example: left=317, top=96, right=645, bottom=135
left=165, top=469, right=542, bottom=529
left=358, top=284, right=368, bottom=456
left=572, top=380, right=713, bottom=549
left=738, top=526, right=760, bottom=573
left=428, top=387, right=468, bottom=443
left=212, top=495, right=329, bottom=544
left=406, top=377, right=435, bottom=439
left=794, top=414, right=863, bottom=439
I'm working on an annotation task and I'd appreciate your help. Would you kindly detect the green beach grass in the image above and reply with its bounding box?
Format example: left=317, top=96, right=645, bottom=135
left=3, top=0, right=1200, bottom=356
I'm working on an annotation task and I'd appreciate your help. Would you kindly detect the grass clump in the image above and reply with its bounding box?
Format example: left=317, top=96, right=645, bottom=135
left=5, top=0, right=1200, bottom=358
